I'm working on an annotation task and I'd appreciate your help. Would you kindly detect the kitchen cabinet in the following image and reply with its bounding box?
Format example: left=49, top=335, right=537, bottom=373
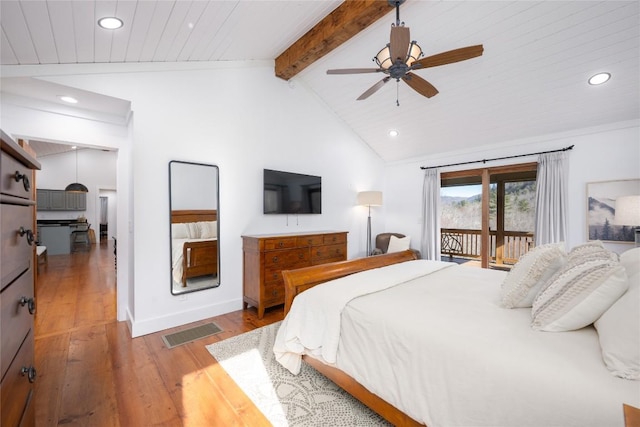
left=36, top=189, right=85, bottom=211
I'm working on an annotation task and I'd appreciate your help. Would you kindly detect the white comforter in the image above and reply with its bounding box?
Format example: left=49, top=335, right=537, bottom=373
left=274, top=260, right=453, bottom=374
left=274, top=260, right=640, bottom=427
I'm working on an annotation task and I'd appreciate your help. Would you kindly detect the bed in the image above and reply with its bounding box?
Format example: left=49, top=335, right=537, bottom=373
left=170, top=209, right=218, bottom=286
left=274, top=246, right=640, bottom=427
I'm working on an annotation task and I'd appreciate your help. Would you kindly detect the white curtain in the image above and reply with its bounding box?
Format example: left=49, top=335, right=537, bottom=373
left=534, top=151, right=569, bottom=245
left=421, top=168, right=441, bottom=260
left=100, top=197, right=108, bottom=224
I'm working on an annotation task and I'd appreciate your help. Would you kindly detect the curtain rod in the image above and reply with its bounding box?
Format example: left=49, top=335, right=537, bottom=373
left=420, top=145, right=575, bottom=170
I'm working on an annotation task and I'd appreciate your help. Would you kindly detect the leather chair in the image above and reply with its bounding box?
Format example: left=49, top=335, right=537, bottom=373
left=372, top=232, right=421, bottom=258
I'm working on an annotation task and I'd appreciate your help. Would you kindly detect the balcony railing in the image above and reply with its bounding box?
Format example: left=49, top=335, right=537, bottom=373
left=441, top=228, right=534, bottom=265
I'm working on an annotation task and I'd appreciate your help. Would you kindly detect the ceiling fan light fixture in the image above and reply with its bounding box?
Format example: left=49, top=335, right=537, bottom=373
left=406, top=41, right=423, bottom=66
left=374, top=41, right=423, bottom=70
left=374, top=45, right=393, bottom=70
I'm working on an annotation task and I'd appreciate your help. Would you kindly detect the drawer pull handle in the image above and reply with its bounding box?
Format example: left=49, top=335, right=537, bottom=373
left=272, top=256, right=278, bottom=263
left=278, top=242, right=283, bottom=248
left=298, top=253, right=304, bottom=259
left=20, top=296, right=36, bottom=315
left=19, top=227, right=35, bottom=246
left=272, top=290, right=278, bottom=296
left=21, top=366, right=37, bottom=383
left=14, top=171, right=30, bottom=191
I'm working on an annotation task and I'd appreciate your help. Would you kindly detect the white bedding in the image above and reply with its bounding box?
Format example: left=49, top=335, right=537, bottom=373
left=274, top=260, right=640, bottom=426
left=171, top=237, right=216, bottom=284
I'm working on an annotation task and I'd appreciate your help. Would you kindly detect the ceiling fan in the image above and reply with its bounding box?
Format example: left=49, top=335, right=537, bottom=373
left=327, top=0, right=483, bottom=102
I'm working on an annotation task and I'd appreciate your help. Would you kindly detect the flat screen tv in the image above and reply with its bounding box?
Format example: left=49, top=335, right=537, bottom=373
left=263, top=169, right=321, bottom=214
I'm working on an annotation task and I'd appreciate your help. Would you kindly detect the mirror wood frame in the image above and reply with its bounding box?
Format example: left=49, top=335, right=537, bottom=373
left=169, top=160, right=220, bottom=295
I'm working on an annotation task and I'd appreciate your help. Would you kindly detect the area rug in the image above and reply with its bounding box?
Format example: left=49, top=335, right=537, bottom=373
left=206, top=321, right=391, bottom=426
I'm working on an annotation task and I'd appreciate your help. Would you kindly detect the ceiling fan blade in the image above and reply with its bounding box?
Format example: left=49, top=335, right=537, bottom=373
left=413, top=45, right=484, bottom=69
left=327, top=68, right=381, bottom=75
left=357, top=76, right=391, bottom=100
left=389, top=26, right=410, bottom=63
left=402, top=72, right=439, bottom=98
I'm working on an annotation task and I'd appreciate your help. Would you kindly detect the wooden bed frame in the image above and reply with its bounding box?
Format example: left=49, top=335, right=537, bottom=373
left=171, top=209, right=218, bottom=286
left=282, top=250, right=424, bottom=427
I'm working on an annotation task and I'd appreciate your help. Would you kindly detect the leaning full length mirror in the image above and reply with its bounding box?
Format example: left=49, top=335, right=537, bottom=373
left=169, top=161, right=220, bottom=295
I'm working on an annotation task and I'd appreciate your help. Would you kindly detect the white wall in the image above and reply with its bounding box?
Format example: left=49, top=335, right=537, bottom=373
left=383, top=121, right=640, bottom=255
left=2, top=61, right=385, bottom=337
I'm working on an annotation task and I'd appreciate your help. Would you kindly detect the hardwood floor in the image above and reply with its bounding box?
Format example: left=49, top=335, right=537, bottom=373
left=34, top=240, right=283, bottom=426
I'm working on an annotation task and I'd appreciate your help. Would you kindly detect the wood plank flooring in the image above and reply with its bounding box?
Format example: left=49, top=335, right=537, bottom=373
left=34, top=240, right=283, bottom=426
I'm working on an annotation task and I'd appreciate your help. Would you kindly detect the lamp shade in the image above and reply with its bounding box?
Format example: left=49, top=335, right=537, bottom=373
left=614, top=195, right=640, bottom=226
left=65, top=182, right=88, bottom=192
left=357, top=191, right=383, bottom=206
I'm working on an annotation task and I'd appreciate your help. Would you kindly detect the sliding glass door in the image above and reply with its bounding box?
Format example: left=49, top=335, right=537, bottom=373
left=441, top=163, right=537, bottom=268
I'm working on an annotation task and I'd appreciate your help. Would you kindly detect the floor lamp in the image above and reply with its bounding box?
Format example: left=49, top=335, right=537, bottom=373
left=614, top=195, right=640, bottom=247
left=357, top=191, right=383, bottom=256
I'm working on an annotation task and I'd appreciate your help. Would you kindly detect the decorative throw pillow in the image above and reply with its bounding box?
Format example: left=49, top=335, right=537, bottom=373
left=171, top=223, right=189, bottom=239
left=619, top=247, right=640, bottom=278
left=594, top=269, right=640, bottom=380
left=500, top=242, right=566, bottom=308
left=198, top=221, right=217, bottom=239
left=531, top=258, right=629, bottom=332
left=387, top=235, right=411, bottom=253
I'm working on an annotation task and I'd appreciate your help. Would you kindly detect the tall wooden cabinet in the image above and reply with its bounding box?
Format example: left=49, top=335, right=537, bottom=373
left=1, top=131, right=40, bottom=427
left=242, top=231, right=347, bottom=318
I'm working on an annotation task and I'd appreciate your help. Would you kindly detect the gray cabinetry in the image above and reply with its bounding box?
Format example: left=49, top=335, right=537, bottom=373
left=37, top=189, right=86, bottom=211
left=65, top=192, right=86, bottom=210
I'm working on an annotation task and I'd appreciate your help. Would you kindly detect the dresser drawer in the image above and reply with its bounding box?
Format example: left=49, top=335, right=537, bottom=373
left=1, top=269, right=34, bottom=380
left=264, top=248, right=309, bottom=267
left=296, top=235, right=323, bottom=247
left=323, top=233, right=346, bottom=245
left=1, top=154, right=33, bottom=200
left=1, top=204, right=34, bottom=288
left=264, top=237, right=296, bottom=250
left=312, top=243, right=346, bottom=262
left=262, top=283, right=284, bottom=306
left=1, top=329, right=35, bottom=427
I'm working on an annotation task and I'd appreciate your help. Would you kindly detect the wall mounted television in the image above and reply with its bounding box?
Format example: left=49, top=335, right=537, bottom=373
left=263, top=169, right=321, bottom=214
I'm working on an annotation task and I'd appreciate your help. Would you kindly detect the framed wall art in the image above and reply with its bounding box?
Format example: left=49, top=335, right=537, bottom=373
left=587, top=178, right=640, bottom=243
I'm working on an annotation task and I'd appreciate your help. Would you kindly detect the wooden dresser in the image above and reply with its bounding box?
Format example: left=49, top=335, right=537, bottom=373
left=1, top=131, right=40, bottom=427
left=242, top=231, right=347, bottom=318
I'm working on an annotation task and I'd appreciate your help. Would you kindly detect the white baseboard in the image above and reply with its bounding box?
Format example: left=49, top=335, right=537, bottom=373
left=129, top=298, right=243, bottom=338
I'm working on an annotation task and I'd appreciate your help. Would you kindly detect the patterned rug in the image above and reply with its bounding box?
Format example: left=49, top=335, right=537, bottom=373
left=206, top=321, right=391, bottom=426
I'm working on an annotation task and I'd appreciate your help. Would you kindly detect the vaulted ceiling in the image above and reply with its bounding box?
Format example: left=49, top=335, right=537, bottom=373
left=1, top=1, right=638, bottom=162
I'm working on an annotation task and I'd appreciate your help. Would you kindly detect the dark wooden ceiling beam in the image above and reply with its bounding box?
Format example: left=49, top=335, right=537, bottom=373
left=275, top=0, right=393, bottom=80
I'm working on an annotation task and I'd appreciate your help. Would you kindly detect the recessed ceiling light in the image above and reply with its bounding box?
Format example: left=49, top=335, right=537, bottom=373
left=388, top=129, right=399, bottom=137
left=98, top=17, right=123, bottom=30
left=588, top=72, right=611, bottom=85
left=58, top=95, right=78, bottom=104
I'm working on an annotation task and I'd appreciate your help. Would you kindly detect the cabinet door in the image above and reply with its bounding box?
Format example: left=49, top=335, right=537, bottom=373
left=49, top=190, right=66, bottom=210
left=65, top=192, right=86, bottom=210
left=36, top=190, right=50, bottom=210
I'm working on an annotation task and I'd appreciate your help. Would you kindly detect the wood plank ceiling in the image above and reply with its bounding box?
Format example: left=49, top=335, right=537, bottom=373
left=1, top=1, right=638, bottom=162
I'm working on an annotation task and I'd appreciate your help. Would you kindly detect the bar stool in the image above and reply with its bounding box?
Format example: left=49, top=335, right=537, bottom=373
left=71, top=223, right=91, bottom=252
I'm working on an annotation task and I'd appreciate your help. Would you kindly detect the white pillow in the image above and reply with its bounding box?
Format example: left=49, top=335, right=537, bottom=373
left=620, top=247, right=640, bottom=278
left=171, top=223, right=189, bottom=239
left=594, top=270, right=640, bottom=380
left=198, top=221, right=217, bottom=239
left=186, top=222, right=200, bottom=239
left=500, top=243, right=566, bottom=308
left=531, top=258, right=629, bottom=331
left=387, top=235, right=411, bottom=253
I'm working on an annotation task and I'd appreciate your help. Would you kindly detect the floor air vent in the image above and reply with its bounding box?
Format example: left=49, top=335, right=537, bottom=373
left=162, top=322, right=223, bottom=349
